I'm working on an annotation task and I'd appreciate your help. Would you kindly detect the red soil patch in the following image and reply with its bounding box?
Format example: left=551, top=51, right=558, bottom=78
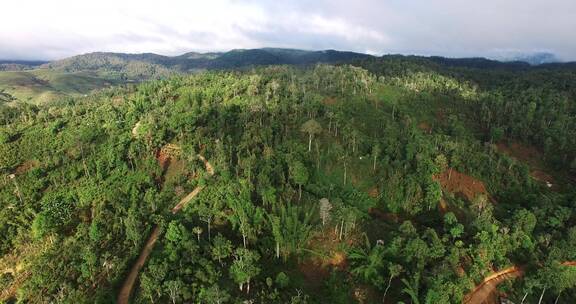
left=322, top=97, right=337, bottom=106
left=497, top=141, right=556, bottom=186
left=368, top=187, right=379, bottom=198
left=155, top=144, right=183, bottom=171
left=434, top=169, right=488, bottom=202
left=299, top=229, right=354, bottom=288
left=496, top=142, right=542, bottom=166
left=368, top=207, right=400, bottom=223
left=15, top=160, right=39, bottom=175
left=531, top=170, right=555, bottom=188
left=155, top=149, right=171, bottom=171
left=417, top=121, right=432, bottom=134
left=328, top=251, right=348, bottom=269
left=438, top=198, right=449, bottom=214
left=298, top=259, right=329, bottom=288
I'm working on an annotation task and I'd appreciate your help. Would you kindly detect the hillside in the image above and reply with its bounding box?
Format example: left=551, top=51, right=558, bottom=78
left=0, top=48, right=371, bottom=104
left=4, top=49, right=575, bottom=105
left=1, top=56, right=576, bottom=303
left=0, top=60, right=48, bottom=71
left=0, top=70, right=121, bottom=104
left=42, top=48, right=372, bottom=74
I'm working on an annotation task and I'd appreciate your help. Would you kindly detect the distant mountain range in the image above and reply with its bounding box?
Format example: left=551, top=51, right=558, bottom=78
left=38, top=48, right=373, bottom=79
left=0, top=60, right=49, bottom=71
left=492, top=52, right=561, bottom=66
left=0, top=49, right=569, bottom=75
left=0, top=48, right=574, bottom=104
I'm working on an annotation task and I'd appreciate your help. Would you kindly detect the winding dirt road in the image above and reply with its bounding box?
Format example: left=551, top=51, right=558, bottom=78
left=117, top=154, right=214, bottom=304
left=463, top=266, right=524, bottom=304
left=464, top=262, right=576, bottom=304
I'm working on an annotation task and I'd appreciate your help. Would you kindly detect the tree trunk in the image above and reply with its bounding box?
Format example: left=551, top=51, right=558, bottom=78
left=554, top=292, right=561, bottom=304
left=383, top=274, right=393, bottom=303
left=373, top=155, right=377, bottom=172
left=334, top=224, right=338, bottom=237
left=276, top=242, right=280, bottom=259
left=520, top=291, right=528, bottom=304
left=247, top=279, right=251, bottom=294
left=339, top=220, right=344, bottom=240
left=308, top=133, right=312, bottom=152
left=208, top=221, right=211, bottom=241
left=343, top=163, right=347, bottom=185
left=538, top=287, right=546, bottom=304
left=298, top=184, right=302, bottom=201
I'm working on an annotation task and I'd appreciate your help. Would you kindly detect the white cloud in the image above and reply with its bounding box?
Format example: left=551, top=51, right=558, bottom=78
left=0, top=0, right=575, bottom=60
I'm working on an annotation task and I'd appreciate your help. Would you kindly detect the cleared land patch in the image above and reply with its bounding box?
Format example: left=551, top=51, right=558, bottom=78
left=434, top=168, right=488, bottom=202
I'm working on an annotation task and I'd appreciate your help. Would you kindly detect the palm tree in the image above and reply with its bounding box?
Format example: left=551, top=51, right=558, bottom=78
left=268, top=202, right=315, bottom=260
left=401, top=274, right=421, bottom=304
left=349, top=235, right=385, bottom=286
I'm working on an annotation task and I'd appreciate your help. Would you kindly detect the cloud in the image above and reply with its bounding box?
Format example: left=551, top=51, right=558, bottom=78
left=0, top=0, right=575, bottom=60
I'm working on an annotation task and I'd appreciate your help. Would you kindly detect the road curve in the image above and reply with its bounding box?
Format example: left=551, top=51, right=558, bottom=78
left=464, top=262, right=576, bottom=304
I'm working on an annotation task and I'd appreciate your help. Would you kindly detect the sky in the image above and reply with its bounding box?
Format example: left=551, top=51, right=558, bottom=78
left=1, top=0, right=575, bottom=61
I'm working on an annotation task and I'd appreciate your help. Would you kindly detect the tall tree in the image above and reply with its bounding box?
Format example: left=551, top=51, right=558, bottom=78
left=300, top=119, right=322, bottom=152
left=211, top=234, right=233, bottom=265
left=229, top=248, right=261, bottom=294
left=289, top=160, right=309, bottom=201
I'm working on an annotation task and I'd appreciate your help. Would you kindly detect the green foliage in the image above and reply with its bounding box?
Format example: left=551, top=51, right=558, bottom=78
left=1, top=58, right=575, bottom=304
left=349, top=235, right=386, bottom=287
left=229, top=248, right=261, bottom=291
left=211, top=234, right=233, bottom=264
left=275, top=271, right=290, bottom=289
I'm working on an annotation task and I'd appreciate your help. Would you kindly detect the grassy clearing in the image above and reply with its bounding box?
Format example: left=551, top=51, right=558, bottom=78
left=0, top=69, right=120, bottom=104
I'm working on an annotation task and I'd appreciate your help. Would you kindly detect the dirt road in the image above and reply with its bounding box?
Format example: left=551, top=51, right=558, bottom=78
left=116, top=226, right=160, bottom=304
left=464, top=266, right=523, bottom=304
left=464, top=262, right=576, bottom=304
left=116, top=154, right=214, bottom=304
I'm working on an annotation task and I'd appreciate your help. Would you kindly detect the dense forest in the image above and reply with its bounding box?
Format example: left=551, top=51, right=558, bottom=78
left=0, top=48, right=370, bottom=104
left=1, top=56, right=575, bottom=303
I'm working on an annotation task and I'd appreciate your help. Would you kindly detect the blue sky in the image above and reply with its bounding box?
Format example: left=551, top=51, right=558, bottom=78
left=1, top=0, right=575, bottom=60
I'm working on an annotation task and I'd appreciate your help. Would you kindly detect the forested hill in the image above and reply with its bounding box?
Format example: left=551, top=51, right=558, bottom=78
left=0, top=49, right=372, bottom=104
left=41, top=48, right=373, bottom=76
left=0, top=60, right=49, bottom=71
left=1, top=57, right=576, bottom=303
left=2, top=50, right=575, bottom=105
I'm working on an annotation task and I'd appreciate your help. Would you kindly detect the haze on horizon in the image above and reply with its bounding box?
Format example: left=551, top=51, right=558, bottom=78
left=1, top=0, right=575, bottom=61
